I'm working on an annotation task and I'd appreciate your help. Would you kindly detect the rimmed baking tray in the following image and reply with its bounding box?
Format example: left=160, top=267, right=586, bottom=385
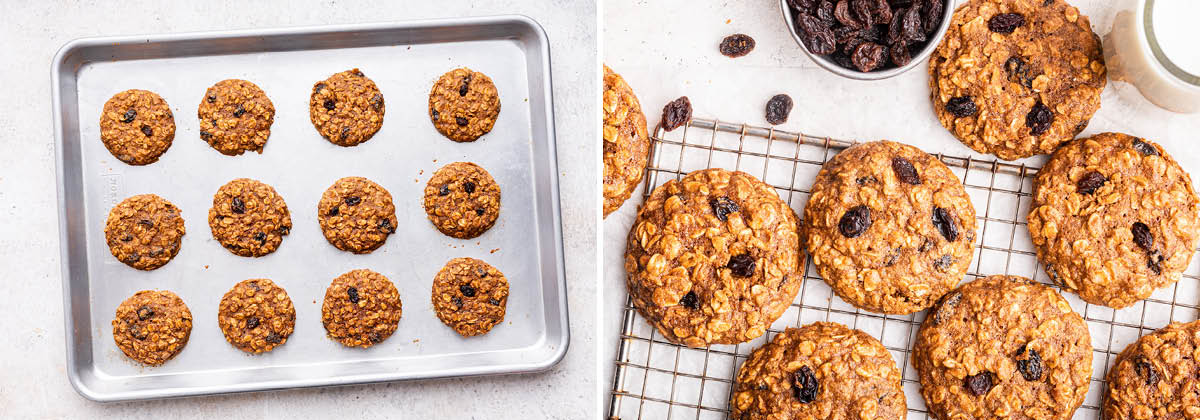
left=51, top=15, right=568, bottom=402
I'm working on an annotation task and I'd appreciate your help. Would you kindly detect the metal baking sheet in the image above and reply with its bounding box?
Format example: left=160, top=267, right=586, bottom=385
left=51, top=16, right=568, bottom=402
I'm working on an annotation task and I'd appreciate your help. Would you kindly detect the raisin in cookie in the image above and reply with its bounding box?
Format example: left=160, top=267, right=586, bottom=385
left=198, top=79, right=275, bottom=155
left=731, top=322, right=906, bottom=419
left=309, top=68, right=385, bottom=147
left=1028, top=133, right=1200, bottom=308
left=624, top=168, right=803, bottom=347
left=104, top=194, right=186, bottom=270
left=423, top=162, right=500, bottom=239
left=317, top=177, right=398, bottom=254
left=431, top=258, right=509, bottom=337
left=913, top=275, right=1092, bottom=420
left=100, top=89, right=175, bottom=165
left=321, top=269, right=402, bottom=348
left=804, top=140, right=977, bottom=315
left=428, top=68, right=500, bottom=142
left=929, top=0, right=1105, bottom=160
left=217, top=279, right=295, bottom=354
left=602, top=64, right=650, bottom=217
left=208, top=178, right=292, bottom=257
left=112, top=290, right=192, bottom=366
left=1104, top=320, right=1200, bottom=420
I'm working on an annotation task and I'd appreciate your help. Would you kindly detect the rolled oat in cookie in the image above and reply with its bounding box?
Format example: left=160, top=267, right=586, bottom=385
left=104, top=194, right=185, bottom=270
left=602, top=64, right=650, bottom=217
left=99, top=89, right=175, bottom=165
left=1103, top=320, right=1200, bottom=420
left=321, top=269, right=402, bottom=349
left=217, top=278, right=295, bottom=354
left=111, top=290, right=192, bottom=366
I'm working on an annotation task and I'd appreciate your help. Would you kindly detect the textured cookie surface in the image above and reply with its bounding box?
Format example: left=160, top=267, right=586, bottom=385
left=428, top=68, right=500, bottom=142
left=624, top=168, right=804, bottom=347
left=111, top=290, right=192, bottom=366
left=217, top=279, right=295, bottom=354
left=104, top=194, right=186, bottom=270
left=198, top=79, right=275, bottom=155
left=731, top=322, right=906, bottom=420
left=431, top=257, right=509, bottom=337
left=208, top=178, right=292, bottom=257
left=913, top=276, right=1092, bottom=420
left=309, top=68, right=385, bottom=147
left=321, top=269, right=402, bottom=348
left=422, top=162, right=501, bottom=239
left=804, top=140, right=977, bottom=315
left=1028, top=133, right=1200, bottom=308
left=929, top=0, right=1105, bottom=160
left=1104, top=320, right=1200, bottom=420
left=318, top=177, right=397, bottom=254
left=99, top=89, right=176, bottom=165
left=602, top=64, right=650, bottom=217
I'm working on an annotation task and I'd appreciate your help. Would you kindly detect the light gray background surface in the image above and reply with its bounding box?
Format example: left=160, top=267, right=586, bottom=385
left=0, top=1, right=596, bottom=418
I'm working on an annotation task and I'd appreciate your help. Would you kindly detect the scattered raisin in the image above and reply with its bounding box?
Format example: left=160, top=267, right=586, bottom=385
left=456, top=116, right=468, bottom=126
left=278, top=225, right=291, bottom=235
left=121, top=109, right=137, bottom=123
left=709, top=196, right=740, bottom=222
left=233, top=104, right=246, bottom=117
left=140, top=125, right=153, bottom=137
left=459, top=75, right=472, bottom=97
left=945, top=97, right=977, bottom=117
left=379, top=218, right=395, bottom=234
left=451, top=297, right=463, bottom=308
left=1148, top=252, right=1164, bottom=275
left=347, top=286, right=359, bottom=303
left=231, top=197, right=245, bottom=214
left=265, top=333, right=282, bottom=344
left=1076, top=171, right=1106, bottom=195
left=727, top=254, right=757, bottom=277
left=933, top=291, right=961, bottom=325
left=679, top=291, right=699, bottom=310
left=344, top=196, right=361, bottom=206
left=314, top=83, right=326, bottom=93
left=719, top=34, right=756, bottom=58
left=460, top=284, right=477, bottom=297
left=439, top=185, right=450, bottom=196
left=792, top=366, right=819, bottom=403
left=200, top=130, right=213, bottom=140
left=839, top=205, right=872, bottom=238
left=370, top=93, right=384, bottom=110
left=431, top=109, right=440, bottom=121
left=207, top=94, right=217, bottom=103
left=765, top=94, right=794, bottom=125
left=851, top=42, right=887, bottom=72
left=323, top=99, right=335, bottom=110
left=1135, top=357, right=1159, bottom=385
left=328, top=205, right=340, bottom=216
left=254, top=232, right=267, bottom=244
left=661, top=96, right=692, bottom=131
left=340, top=127, right=350, bottom=140
left=246, top=317, right=260, bottom=330
left=121, top=235, right=133, bottom=242
left=138, top=219, right=154, bottom=228
left=1026, top=101, right=1054, bottom=135
left=988, top=13, right=1025, bottom=33
left=1015, top=346, right=1043, bottom=381
left=1132, top=222, right=1154, bottom=252
left=1132, top=138, right=1159, bottom=156
left=932, top=207, right=958, bottom=242
left=964, top=372, right=994, bottom=396
left=1005, top=56, right=1034, bottom=88
left=136, top=306, right=154, bottom=321
left=463, top=181, right=476, bottom=194
left=130, top=324, right=148, bottom=340
left=856, top=175, right=878, bottom=185
left=488, top=298, right=501, bottom=306
left=891, top=157, right=920, bottom=185
left=933, top=255, right=953, bottom=270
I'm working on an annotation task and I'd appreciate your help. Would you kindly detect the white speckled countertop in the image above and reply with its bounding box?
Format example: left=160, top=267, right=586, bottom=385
left=0, top=1, right=596, bottom=418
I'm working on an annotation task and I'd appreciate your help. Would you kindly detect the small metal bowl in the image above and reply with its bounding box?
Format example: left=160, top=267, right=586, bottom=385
left=779, top=0, right=956, bottom=81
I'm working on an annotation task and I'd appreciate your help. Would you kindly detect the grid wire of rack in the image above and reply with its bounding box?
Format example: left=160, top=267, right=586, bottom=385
left=607, top=118, right=1200, bottom=420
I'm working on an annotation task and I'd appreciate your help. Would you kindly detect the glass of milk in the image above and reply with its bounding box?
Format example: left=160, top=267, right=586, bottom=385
left=1105, top=0, right=1200, bottom=113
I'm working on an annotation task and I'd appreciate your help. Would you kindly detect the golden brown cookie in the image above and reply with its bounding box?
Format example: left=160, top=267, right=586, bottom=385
left=602, top=64, right=650, bottom=218
left=208, top=178, right=292, bottom=257
left=731, top=322, right=906, bottom=419
left=104, top=194, right=186, bottom=270
left=99, top=89, right=176, bottom=165
left=217, top=279, right=295, bottom=354
left=929, top=0, right=1106, bottom=160
left=428, top=68, right=500, bottom=142
left=1028, top=133, right=1200, bottom=308
left=317, top=177, right=397, bottom=254
left=111, top=290, right=192, bottom=366
left=1103, top=320, right=1200, bottom=420
left=803, top=140, right=977, bottom=315
left=913, top=276, right=1092, bottom=420
left=422, top=162, right=500, bottom=239
left=431, top=258, right=509, bottom=337
left=309, top=68, right=385, bottom=147
left=321, top=269, right=402, bottom=348
left=198, top=79, right=276, bottom=155
left=624, top=168, right=804, bottom=347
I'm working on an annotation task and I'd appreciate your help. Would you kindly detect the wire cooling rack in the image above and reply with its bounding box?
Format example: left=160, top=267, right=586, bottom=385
left=607, top=117, right=1200, bottom=420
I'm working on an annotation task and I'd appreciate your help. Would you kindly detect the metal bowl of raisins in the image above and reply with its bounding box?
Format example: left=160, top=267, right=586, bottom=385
left=781, top=0, right=955, bottom=80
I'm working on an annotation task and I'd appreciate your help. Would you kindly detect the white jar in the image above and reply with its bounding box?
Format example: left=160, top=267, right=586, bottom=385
left=1105, top=0, right=1200, bottom=113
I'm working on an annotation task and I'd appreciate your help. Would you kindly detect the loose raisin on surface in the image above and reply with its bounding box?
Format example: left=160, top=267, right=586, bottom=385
left=137, top=306, right=154, bottom=321
left=988, top=13, right=1025, bottom=33
left=246, top=316, right=260, bottom=330
left=265, top=333, right=282, bottom=344
left=456, top=116, right=469, bottom=127
left=459, top=75, right=472, bottom=97
left=661, top=96, right=693, bottom=131
left=121, top=109, right=137, bottom=123
left=932, top=207, right=958, bottom=242
left=1016, top=346, right=1044, bottom=381
left=709, top=196, right=740, bottom=222
left=1076, top=171, right=1106, bottom=195
left=792, top=366, right=819, bottom=403
left=1005, top=56, right=1034, bottom=88
left=344, top=196, right=361, bottom=206
left=727, top=254, right=757, bottom=277
left=933, top=291, right=961, bottom=325
left=679, top=291, right=699, bottom=310
left=254, top=232, right=267, bottom=244
left=1132, top=222, right=1154, bottom=252
left=347, top=286, right=360, bottom=303
left=945, top=96, right=977, bottom=117
left=891, top=157, right=921, bottom=185
left=379, top=218, right=395, bottom=234
left=460, top=284, right=477, bottom=297
left=463, top=181, right=476, bottom=194
left=1135, top=357, right=1160, bottom=385
left=233, top=105, right=246, bottom=117
left=964, top=372, right=994, bottom=396
left=851, top=42, right=887, bottom=72
left=765, top=94, right=794, bottom=125
left=719, top=34, right=756, bottom=58
left=439, top=185, right=450, bottom=196
left=231, top=197, right=246, bottom=214
left=1026, top=101, right=1054, bottom=135
left=1132, top=138, right=1159, bottom=156
left=140, top=125, right=153, bottom=137
left=839, top=205, right=872, bottom=238
left=323, top=99, right=335, bottom=111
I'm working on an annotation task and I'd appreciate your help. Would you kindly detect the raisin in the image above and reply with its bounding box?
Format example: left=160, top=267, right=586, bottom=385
left=834, top=0, right=859, bottom=28
left=130, top=324, right=148, bottom=340
left=883, top=252, right=899, bottom=267
left=900, top=6, right=924, bottom=42
left=1005, top=56, right=1034, bottom=88
left=121, top=235, right=133, bottom=242
left=1016, top=346, right=1043, bottom=381
left=872, top=0, right=893, bottom=23
left=463, top=181, right=476, bottom=194
left=1135, top=357, right=1159, bottom=385
left=344, top=196, right=361, bottom=206
left=233, top=105, right=246, bottom=117
left=679, top=291, right=699, bottom=310
left=945, top=97, right=977, bottom=117
left=1076, top=171, right=1106, bottom=195
left=886, top=7, right=905, bottom=45
left=379, top=218, right=395, bottom=234
left=932, top=207, right=958, bottom=242
left=1132, top=138, right=1159, bottom=156
left=136, top=306, right=154, bottom=321
left=438, top=185, right=451, bottom=196
left=460, top=284, right=477, bottom=297
left=149, top=248, right=164, bottom=258
left=816, top=0, right=835, bottom=23
left=709, top=196, right=740, bottom=222
left=1132, top=222, right=1154, bottom=252
left=933, top=255, right=953, bottom=270
left=340, top=127, right=350, bottom=140
left=919, top=237, right=934, bottom=252
left=719, top=34, right=756, bottom=58
left=456, top=116, right=468, bottom=127
left=1148, top=252, right=1164, bottom=275
left=200, top=130, right=213, bottom=140
left=728, top=254, right=757, bottom=277
left=254, top=232, right=267, bottom=243
left=889, top=41, right=911, bottom=67
left=765, top=94, right=793, bottom=125
left=370, top=93, right=384, bottom=110
left=796, top=14, right=837, bottom=55
left=851, top=42, right=887, bottom=72
left=140, top=125, right=153, bottom=137
left=323, top=99, right=335, bottom=110
left=851, top=0, right=874, bottom=27
left=1026, top=101, right=1053, bottom=135
left=472, top=208, right=484, bottom=216
left=922, top=0, right=944, bottom=34
left=964, top=372, right=994, bottom=396
left=451, top=297, right=463, bottom=308
left=933, top=291, right=961, bottom=325
left=856, top=175, right=878, bottom=185
left=278, top=225, right=291, bottom=235
left=347, top=286, right=359, bottom=303
left=121, top=109, right=136, bottom=123
left=661, top=96, right=693, bottom=131
left=988, top=13, right=1025, bottom=33
left=368, top=332, right=381, bottom=343
left=328, top=205, right=339, bottom=216
left=231, top=197, right=245, bottom=214
left=265, top=333, right=282, bottom=344
left=792, top=366, right=819, bottom=403
left=891, top=157, right=921, bottom=185
left=352, top=69, right=364, bottom=77
left=246, top=317, right=260, bottom=330
left=431, top=109, right=440, bottom=121
left=138, top=219, right=154, bottom=228
left=488, top=298, right=501, bottom=306
left=314, top=83, right=326, bottom=93
left=459, top=75, right=472, bottom=96
left=839, top=205, right=872, bottom=238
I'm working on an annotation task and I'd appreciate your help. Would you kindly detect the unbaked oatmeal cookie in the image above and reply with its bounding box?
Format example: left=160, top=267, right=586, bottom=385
left=317, top=177, right=398, bottom=254
left=1103, top=320, right=1200, bottom=420
left=422, top=162, right=500, bottom=239
left=428, top=67, right=500, bottom=142
left=309, top=68, right=385, bottom=147
left=217, top=278, right=295, bottom=354
left=431, top=258, right=509, bottom=337
left=198, top=79, right=276, bottom=156
left=99, top=89, right=176, bottom=165
left=208, top=178, right=292, bottom=257
left=104, top=194, right=186, bottom=270
left=321, top=269, right=402, bottom=348
left=112, top=290, right=192, bottom=366
left=602, top=64, right=650, bottom=217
